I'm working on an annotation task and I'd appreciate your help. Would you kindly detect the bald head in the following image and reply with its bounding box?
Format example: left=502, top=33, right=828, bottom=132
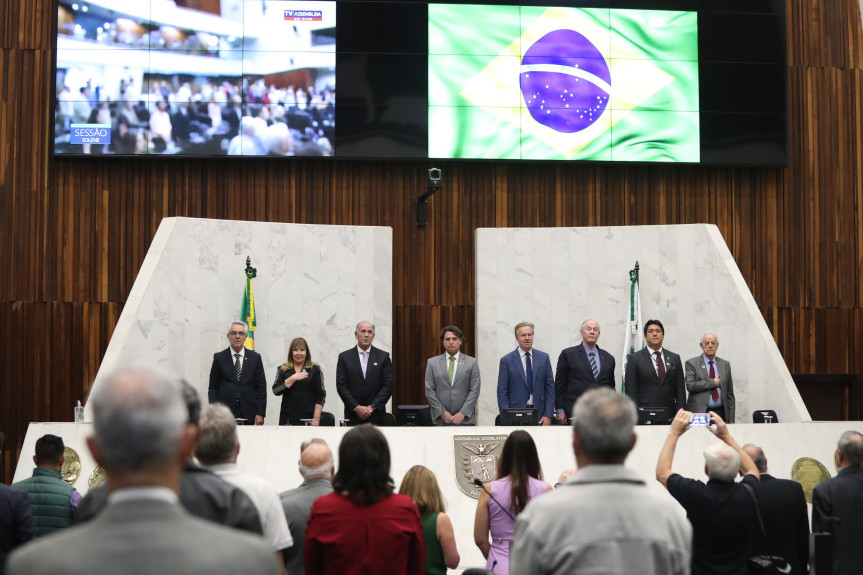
left=742, top=444, right=767, bottom=473
left=299, top=442, right=333, bottom=481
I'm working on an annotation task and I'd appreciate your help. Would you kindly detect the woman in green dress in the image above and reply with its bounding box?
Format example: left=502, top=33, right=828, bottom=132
left=398, top=465, right=460, bottom=575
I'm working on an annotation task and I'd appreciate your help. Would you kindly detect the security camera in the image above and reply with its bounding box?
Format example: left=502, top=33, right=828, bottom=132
left=427, top=168, right=442, bottom=189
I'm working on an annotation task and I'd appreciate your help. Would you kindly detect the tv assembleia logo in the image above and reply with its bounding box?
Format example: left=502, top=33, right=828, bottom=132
left=284, top=9, right=323, bottom=21
left=70, top=123, right=111, bottom=145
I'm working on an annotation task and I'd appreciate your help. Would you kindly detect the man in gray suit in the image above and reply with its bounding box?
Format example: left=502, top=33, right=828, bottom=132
left=8, top=367, right=280, bottom=575
left=280, top=439, right=334, bottom=575
left=684, top=332, right=735, bottom=423
left=424, top=325, right=481, bottom=425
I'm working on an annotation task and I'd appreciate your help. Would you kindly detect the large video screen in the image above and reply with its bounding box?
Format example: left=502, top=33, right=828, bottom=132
left=54, top=0, right=335, bottom=156
left=429, top=5, right=699, bottom=162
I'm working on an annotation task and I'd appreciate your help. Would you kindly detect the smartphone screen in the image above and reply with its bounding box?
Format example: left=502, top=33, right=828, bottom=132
left=689, top=413, right=711, bottom=427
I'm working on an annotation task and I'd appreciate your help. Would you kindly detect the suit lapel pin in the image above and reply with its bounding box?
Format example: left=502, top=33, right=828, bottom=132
left=373, top=362, right=378, bottom=366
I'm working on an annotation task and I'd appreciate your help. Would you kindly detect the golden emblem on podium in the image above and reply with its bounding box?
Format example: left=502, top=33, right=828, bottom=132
left=791, top=457, right=831, bottom=503
left=88, top=466, right=107, bottom=492
left=61, top=446, right=82, bottom=486
left=454, top=435, right=507, bottom=499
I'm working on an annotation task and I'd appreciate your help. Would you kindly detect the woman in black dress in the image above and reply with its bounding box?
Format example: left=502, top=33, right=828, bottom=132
left=272, top=337, right=326, bottom=425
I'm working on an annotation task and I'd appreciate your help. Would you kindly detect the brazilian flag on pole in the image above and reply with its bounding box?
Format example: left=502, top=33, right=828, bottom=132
left=429, top=5, right=699, bottom=162
left=240, top=260, right=257, bottom=350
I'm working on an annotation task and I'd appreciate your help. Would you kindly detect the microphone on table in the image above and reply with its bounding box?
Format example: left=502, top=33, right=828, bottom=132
left=473, top=478, right=515, bottom=521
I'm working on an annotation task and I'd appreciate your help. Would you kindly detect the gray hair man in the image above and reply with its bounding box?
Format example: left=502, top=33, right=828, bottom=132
left=8, top=368, right=279, bottom=575
left=511, top=388, right=691, bottom=575
left=684, top=333, right=735, bottom=423
left=196, top=404, right=293, bottom=567
left=812, top=430, right=863, bottom=575
left=657, top=409, right=759, bottom=575
left=279, top=439, right=335, bottom=575
left=741, top=444, right=809, bottom=574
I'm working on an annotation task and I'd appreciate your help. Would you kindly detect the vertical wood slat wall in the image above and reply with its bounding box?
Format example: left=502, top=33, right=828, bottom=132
left=2, top=0, right=862, bottom=479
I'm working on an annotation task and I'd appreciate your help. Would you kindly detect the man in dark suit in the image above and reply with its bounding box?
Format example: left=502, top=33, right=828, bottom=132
left=554, top=320, right=616, bottom=424
left=685, top=333, right=735, bottom=423
left=336, top=321, right=394, bottom=426
left=425, top=326, right=481, bottom=425
left=742, top=444, right=809, bottom=574
left=624, top=319, right=685, bottom=424
left=208, top=321, right=267, bottom=425
left=812, top=430, right=863, bottom=575
left=7, top=367, right=280, bottom=575
left=498, top=322, right=555, bottom=425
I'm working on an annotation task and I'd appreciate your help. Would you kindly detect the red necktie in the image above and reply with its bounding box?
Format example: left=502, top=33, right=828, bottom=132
left=655, top=351, right=665, bottom=381
left=709, top=360, right=719, bottom=400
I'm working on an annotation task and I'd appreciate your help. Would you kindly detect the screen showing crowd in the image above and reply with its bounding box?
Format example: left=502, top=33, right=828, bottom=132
left=428, top=5, right=699, bottom=162
left=54, top=0, right=335, bottom=156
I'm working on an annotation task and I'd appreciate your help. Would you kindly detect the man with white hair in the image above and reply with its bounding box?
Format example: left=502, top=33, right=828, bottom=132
left=8, top=368, right=280, bottom=575
left=208, top=321, right=267, bottom=425
left=279, top=439, right=334, bottom=575
left=657, top=409, right=759, bottom=575
left=196, top=404, right=293, bottom=571
left=812, top=430, right=863, bottom=575
left=510, top=388, right=692, bottom=575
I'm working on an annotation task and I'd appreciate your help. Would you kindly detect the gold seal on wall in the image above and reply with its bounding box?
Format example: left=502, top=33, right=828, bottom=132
left=88, top=466, right=107, bottom=492
left=61, top=446, right=82, bottom=486
left=791, top=457, right=831, bottom=503
left=454, top=434, right=508, bottom=499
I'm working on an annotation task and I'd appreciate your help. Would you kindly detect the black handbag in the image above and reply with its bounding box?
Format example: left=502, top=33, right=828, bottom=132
left=741, top=482, right=792, bottom=574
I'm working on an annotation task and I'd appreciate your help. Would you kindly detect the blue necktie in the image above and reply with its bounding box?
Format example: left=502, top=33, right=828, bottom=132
left=525, top=352, right=533, bottom=397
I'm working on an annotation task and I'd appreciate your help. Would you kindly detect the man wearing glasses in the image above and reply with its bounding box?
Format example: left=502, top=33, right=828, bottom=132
left=684, top=333, right=735, bottom=423
left=208, top=321, right=267, bottom=425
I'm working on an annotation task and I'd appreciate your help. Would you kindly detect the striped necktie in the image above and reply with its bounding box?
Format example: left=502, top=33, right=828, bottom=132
left=589, top=352, right=598, bottom=379
left=234, top=353, right=241, bottom=381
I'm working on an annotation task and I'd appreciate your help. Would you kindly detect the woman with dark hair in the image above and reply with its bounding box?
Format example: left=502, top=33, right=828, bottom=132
left=272, top=337, right=326, bottom=426
left=304, top=426, right=425, bottom=575
left=473, top=430, right=552, bottom=575
left=398, top=465, right=460, bottom=575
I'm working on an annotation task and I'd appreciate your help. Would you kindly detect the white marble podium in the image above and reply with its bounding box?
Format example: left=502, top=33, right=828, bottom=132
left=475, top=224, right=809, bottom=425
left=86, top=217, right=393, bottom=424
left=13, top=421, right=858, bottom=572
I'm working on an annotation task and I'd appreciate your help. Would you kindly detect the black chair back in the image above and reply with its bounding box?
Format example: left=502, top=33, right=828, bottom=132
left=752, top=409, right=779, bottom=423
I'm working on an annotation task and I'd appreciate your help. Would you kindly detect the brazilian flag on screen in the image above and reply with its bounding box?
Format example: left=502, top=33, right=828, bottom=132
left=428, top=5, right=699, bottom=162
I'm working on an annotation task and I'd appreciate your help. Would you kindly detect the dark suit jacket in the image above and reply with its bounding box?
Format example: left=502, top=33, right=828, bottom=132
left=335, top=345, right=393, bottom=425
left=752, top=474, right=809, bottom=575
left=554, top=344, right=616, bottom=419
left=497, top=348, right=555, bottom=422
left=0, top=485, right=34, bottom=575
left=812, top=465, right=863, bottom=575
left=272, top=365, right=326, bottom=426
left=9, top=497, right=280, bottom=575
left=208, top=347, right=267, bottom=422
left=624, top=347, right=686, bottom=419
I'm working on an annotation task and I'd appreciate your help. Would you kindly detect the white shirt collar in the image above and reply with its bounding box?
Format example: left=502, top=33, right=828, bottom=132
left=109, top=487, right=178, bottom=506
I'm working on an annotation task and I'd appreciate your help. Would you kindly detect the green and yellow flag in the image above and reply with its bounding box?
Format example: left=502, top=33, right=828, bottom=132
left=429, top=5, right=699, bottom=162
left=240, top=262, right=257, bottom=350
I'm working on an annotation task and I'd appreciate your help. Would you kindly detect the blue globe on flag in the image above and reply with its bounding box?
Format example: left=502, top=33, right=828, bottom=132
left=520, top=29, right=611, bottom=134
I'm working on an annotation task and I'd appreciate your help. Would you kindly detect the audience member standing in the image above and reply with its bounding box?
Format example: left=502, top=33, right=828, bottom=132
left=657, top=409, right=759, bottom=575
left=12, top=434, right=81, bottom=536
left=279, top=439, right=334, bottom=575
left=335, top=321, right=394, bottom=426
left=196, top=404, right=293, bottom=568
left=304, top=425, right=424, bottom=575
left=208, top=321, right=268, bottom=425
left=0, top=485, right=34, bottom=575
left=424, top=326, right=481, bottom=425
left=497, top=322, right=555, bottom=425
left=474, top=430, right=551, bottom=575
left=7, top=367, right=280, bottom=575
left=812, top=430, right=863, bottom=575
left=741, top=444, right=809, bottom=574
left=554, top=320, right=616, bottom=423
left=398, top=465, right=460, bottom=575
left=74, top=380, right=263, bottom=534
left=511, top=389, right=691, bottom=575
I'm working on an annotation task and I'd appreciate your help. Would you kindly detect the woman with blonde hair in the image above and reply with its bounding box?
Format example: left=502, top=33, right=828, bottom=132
left=272, top=337, right=325, bottom=425
left=399, top=465, right=460, bottom=575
